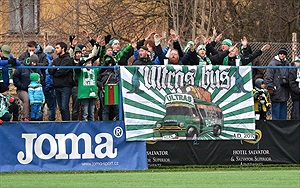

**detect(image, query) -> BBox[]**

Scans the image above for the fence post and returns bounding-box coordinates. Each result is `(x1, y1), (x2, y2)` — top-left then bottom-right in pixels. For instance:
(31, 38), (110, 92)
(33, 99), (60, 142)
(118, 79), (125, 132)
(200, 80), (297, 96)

(292, 32), (297, 61)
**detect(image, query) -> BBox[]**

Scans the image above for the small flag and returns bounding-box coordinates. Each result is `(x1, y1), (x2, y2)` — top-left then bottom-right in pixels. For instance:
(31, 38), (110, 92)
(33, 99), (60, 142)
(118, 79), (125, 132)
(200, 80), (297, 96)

(104, 84), (119, 105)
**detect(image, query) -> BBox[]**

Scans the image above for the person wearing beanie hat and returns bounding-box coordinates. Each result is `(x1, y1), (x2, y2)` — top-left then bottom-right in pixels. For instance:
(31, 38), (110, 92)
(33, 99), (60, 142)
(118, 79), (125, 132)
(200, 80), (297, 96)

(18, 41), (48, 120)
(278, 47), (288, 56)
(77, 44), (87, 57)
(253, 78), (271, 120)
(13, 47), (43, 121)
(265, 46), (290, 120)
(108, 38), (121, 53)
(72, 46), (83, 64)
(0, 45), (21, 89)
(197, 44), (206, 52)
(139, 45), (149, 51)
(18, 40), (48, 68)
(44, 45), (57, 121)
(28, 72), (44, 121)
(133, 45), (154, 65)
(77, 44), (85, 50)
(184, 41), (195, 53)
(132, 35), (166, 65)
(30, 72), (40, 82)
(69, 44), (84, 121)
(74, 56), (99, 121)
(1, 45), (11, 59)
(196, 44), (212, 66)
(74, 46), (82, 53)
(221, 39), (233, 51)
(44, 45), (55, 54)
(108, 39), (119, 47)
(28, 54), (39, 64)
(288, 55), (300, 120)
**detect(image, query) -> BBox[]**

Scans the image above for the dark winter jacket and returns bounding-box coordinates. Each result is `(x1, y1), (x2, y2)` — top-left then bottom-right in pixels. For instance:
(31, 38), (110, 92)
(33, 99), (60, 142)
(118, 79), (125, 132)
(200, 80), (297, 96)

(185, 49), (229, 65)
(97, 68), (119, 90)
(48, 53), (73, 88)
(18, 45), (48, 86)
(288, 68), (300, 101)
(13, 64), (43, 92)
(264, 56), (290, 102)
(132, 57), (154, 65)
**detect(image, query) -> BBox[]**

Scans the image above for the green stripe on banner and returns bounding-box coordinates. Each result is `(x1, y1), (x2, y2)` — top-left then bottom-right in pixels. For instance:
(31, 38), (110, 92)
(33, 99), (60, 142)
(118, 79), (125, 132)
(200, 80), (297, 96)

(126, 124), (156, 130)
(223, 127), (255, 133)
(223, 106), (254, 118)
(221, 93), (252, 111)
(224, 118), (254, 124)
(124, 112), (162, 121)
(124, 98), (165, 116)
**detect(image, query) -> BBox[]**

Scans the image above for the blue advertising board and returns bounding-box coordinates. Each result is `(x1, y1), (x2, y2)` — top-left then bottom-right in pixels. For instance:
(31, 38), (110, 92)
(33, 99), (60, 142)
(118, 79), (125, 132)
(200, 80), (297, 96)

(0, 121), (147, 172)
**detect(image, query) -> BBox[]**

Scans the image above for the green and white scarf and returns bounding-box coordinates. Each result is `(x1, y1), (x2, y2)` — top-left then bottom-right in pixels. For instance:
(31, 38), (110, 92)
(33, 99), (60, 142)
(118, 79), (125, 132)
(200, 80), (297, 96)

(199, 56), (212, 66)
(223, 55), (241, 66)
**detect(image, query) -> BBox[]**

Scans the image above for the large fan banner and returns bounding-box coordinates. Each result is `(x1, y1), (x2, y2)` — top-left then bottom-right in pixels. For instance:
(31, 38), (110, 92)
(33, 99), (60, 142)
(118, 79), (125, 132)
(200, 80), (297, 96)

(120, 65), (255, 141)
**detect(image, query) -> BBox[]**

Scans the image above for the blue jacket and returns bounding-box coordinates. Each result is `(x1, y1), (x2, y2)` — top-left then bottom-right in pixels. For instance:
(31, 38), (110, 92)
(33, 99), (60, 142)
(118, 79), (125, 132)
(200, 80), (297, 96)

(45, 53), (54, 91)
(0, 54), (21, 85)
(28, 81), (45, 104)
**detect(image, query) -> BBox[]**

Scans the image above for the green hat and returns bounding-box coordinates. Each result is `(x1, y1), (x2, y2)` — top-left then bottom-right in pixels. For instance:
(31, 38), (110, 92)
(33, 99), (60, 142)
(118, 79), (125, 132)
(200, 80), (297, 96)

(108, 38), (119, 47)
(222, 39), (233, 46)
(196, 45), (206, 52)
(103, 54), (116, 66)
(294, 56), (300, 63)
(183, 41), (194, 53)
(30, 73), (40, 82)
(74, 46), (82, 53)
(1, 45), (11, 59)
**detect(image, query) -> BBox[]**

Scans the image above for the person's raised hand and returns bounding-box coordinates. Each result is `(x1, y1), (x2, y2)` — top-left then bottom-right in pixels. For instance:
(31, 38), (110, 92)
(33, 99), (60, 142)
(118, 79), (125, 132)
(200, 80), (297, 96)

(261, 44), (271, 52)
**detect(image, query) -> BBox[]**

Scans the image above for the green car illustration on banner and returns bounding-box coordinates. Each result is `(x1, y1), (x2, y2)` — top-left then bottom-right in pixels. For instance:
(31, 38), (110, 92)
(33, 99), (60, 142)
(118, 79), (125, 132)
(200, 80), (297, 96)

(120, 65), (256, 141)
(154, 93), (224, 139)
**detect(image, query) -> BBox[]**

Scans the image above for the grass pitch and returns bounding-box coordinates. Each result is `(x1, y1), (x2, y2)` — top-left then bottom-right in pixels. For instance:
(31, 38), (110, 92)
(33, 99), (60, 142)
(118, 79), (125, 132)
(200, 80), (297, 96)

(0, 165), (299, 188)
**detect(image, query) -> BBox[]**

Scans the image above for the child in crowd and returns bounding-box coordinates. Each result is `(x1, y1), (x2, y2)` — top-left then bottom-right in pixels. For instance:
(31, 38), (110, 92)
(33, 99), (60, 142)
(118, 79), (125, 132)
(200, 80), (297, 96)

(253, 78), (271, 120)
(75, 58), (99, 121)
(28, 73), (45, 121)
(0, 84), (19, 124)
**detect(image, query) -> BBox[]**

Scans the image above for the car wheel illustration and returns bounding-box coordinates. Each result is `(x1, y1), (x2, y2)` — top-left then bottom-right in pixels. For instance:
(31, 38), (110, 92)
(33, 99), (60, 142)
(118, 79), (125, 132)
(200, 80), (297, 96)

(213, 125), (222, 136)
(186, 126), (198, 138)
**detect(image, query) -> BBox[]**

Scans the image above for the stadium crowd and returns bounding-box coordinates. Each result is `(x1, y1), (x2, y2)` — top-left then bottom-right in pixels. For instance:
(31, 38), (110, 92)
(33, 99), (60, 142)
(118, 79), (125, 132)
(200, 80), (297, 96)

(0, 28), (299, 123)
